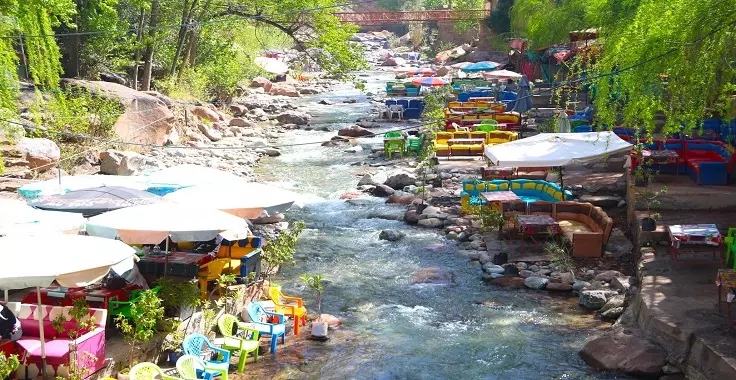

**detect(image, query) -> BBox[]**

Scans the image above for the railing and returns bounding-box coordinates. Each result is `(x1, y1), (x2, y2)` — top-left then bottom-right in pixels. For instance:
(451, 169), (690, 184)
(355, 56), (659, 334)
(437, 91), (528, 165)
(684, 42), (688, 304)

(334, 10), (490, 24)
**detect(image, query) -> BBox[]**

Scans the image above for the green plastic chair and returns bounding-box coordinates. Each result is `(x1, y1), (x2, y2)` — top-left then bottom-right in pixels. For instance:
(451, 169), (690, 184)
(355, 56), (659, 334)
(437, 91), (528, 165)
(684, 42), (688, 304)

(129, 362), (181, 380)
(384, 131), (402, 138)
(724, 228), (736, 269)
(384, 140), (405, 158)
(476, 124), (498, 132)
(176, 354), (227, 380)
(109, 286), (162, 320)
(406, 135), (424, 155)
(217, 314), (260, 372)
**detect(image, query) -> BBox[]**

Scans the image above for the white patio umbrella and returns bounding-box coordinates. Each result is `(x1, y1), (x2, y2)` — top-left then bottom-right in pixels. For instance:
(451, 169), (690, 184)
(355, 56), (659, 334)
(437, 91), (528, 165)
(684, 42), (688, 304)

(483, 69), (523, 80)
(85, 202), (248, 244)
(141, 164), (246, 195)
(0, 199), (85, 236)
(254, 57), (288, 74)
(0, 234), (137, 378)
(163, 183), (300, 219)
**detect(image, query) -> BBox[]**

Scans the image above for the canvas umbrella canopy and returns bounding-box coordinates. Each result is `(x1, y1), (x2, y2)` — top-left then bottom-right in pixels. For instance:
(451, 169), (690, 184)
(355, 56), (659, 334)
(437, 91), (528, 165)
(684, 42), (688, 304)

(18, 174), (148, 199)
(163, 183), (300, 219)
(254, 57), (288, 74)
(450, 61), (473, 69)
(461, 61), (500, 73)
(0, 234), (137, 378)
(85, 202), (248, 244)
(141, 164), (246, 195)
(393, 66), (419, 73)
(28, 186), (164, 217)
(483, 69), (523, 80)
(411, 77), (448, 87)
(0, 199), (85, 236)
(512, 75), (533, 114)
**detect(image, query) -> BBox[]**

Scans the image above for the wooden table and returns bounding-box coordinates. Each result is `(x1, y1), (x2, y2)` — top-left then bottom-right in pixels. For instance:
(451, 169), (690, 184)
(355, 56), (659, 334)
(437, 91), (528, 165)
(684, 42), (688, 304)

(717, 269), (736, 328)
(481, 191), (520, 212)
(517, 214), (562, 255)
(667, 224), (723, 269)
(138, 251), (213, 278)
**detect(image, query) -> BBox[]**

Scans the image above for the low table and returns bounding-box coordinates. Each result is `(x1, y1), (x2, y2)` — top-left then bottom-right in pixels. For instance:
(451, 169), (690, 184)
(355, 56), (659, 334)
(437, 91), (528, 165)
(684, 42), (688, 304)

(643, 149), (680, 174)
(481, 191), (520, 212)
(717, 269), (736, 329)
(516, 214), (562, 255)
(138, 251), (214, 278)
(667, 224), (723, 268)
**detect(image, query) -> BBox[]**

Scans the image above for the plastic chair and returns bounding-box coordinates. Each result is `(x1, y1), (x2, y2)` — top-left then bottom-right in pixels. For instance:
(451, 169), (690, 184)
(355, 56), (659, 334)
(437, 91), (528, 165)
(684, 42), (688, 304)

(217, 314), (260, 371)
(449, 123), (470, 132)
(476, 124), (497, 132)
(181, 334), (231, 376)
(243, 302), (286, 354)
(109, 286), (162, 320)
(268, 287), (308, 336)
(724, 228), (736, 269)
(388, 105), (404, 120)
(407, 135), (424, 155)
(176, 354), (227, 380)
(198, 258), (234, 301)
(129, 362), (181, 380)
(384, 140), (405, 158)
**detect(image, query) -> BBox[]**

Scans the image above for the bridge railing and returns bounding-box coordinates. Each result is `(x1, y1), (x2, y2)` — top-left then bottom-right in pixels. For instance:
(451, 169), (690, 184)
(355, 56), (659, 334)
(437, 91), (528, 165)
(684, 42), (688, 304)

(334, 10), (491, 24)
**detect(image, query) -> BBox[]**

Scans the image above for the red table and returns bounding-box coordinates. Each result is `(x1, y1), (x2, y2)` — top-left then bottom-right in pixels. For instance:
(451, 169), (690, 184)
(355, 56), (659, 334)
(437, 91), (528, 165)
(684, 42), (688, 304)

(517, 214), (562, 254)
(481, 191), (520, 211)
(667, 224), (723, 268)
(717, 269), (736, 329)
(21, 282), (142, 309)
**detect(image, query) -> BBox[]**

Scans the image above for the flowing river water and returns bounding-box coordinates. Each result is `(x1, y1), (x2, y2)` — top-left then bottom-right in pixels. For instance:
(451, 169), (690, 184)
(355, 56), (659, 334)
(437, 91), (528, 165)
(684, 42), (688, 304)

(253, 71), (626, 379)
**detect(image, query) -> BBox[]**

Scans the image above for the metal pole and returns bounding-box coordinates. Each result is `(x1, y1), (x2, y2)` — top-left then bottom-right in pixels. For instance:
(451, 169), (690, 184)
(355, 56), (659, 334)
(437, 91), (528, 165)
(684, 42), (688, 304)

(36, 287), (48, 379)
(559, 166), (564, 190)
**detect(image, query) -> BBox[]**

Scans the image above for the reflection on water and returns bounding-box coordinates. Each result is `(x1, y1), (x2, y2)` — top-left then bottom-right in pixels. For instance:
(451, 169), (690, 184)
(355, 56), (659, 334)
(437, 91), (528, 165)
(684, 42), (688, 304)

(254, 76), (625, 379)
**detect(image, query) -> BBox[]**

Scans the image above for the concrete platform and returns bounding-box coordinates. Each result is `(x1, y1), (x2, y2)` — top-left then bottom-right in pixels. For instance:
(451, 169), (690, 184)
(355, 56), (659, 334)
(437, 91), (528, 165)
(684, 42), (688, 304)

(633, 246), (736, 379)
(635, 174), (736, 211)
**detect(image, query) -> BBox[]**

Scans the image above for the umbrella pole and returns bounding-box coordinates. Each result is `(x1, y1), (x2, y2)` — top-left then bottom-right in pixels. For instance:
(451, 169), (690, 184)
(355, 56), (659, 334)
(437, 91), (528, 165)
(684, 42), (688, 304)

(559, 166), (564, 190)
(36, 286), (48, 379)
(164, 238), (169, 277)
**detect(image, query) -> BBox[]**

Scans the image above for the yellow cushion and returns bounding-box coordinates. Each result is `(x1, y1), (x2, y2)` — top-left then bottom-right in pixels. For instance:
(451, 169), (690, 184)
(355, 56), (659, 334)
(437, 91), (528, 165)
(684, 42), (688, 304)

(536, 183), (545, 191)
(477, 183), (487, 191)
(487, 184), (498, 191)
(511, 182), (521, 190)
(522, 182), (536, 190)
(500, 183), (509, 190)
(558, 220), (592, 233)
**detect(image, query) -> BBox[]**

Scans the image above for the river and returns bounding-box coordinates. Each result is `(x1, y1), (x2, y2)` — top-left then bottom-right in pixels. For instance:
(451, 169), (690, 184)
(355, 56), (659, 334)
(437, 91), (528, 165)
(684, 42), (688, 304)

(253, 71), (626, 379)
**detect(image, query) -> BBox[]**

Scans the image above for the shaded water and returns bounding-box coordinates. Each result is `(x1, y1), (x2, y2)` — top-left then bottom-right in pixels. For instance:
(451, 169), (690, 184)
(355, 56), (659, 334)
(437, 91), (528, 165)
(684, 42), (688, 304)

(255, 73), (625, 379)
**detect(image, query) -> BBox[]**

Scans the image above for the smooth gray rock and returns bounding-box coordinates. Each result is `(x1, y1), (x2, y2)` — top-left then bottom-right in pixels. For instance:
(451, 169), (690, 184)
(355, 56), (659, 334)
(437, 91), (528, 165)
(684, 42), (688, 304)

(594, 270), (623, 283)
(358, 172), (388, 187)
(572, 280), (591, 291)
(600, 294), (625, 313)
(384, 171), (418, 190)
(524, 276), (549, 290)
(483, 264), (505, 274)
(417, 218), (443, 228)
(600, 306), (625, 320)
(579, 290), (619, 309)
(379, 230), (406, 242)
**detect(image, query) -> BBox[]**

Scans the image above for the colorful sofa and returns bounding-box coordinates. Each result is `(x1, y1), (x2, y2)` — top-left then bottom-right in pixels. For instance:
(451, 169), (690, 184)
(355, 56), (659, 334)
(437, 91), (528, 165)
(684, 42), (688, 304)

(460, 179), (572, 211)
(543, 201), (613, 257)
(385, 99), (425, 119)
(630, 139), (736, 185)
(4, 302), (107, 379)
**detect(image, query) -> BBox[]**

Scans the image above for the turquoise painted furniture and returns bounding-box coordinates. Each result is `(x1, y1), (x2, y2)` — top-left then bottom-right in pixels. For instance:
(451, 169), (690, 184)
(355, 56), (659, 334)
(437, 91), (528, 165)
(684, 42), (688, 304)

(244, 302), (286, 354)
(181, 333), (230, 376)
(460, 179), (572, 212)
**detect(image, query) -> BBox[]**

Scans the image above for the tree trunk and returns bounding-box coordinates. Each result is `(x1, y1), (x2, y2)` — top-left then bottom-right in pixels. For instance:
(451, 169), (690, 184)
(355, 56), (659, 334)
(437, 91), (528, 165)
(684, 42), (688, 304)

(177, 0), (212, 80)
(141, 0), (161, 91)
(130, 8), (146, 90)
(169, 0), (195, 77)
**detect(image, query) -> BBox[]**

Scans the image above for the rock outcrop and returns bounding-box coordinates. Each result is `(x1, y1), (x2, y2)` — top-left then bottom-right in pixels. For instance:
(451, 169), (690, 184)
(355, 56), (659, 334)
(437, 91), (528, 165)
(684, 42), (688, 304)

(17, 138), (60, 171)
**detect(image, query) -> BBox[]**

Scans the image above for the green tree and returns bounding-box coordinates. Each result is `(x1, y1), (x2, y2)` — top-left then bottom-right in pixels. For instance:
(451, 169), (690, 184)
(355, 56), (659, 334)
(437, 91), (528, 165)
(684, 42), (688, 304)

(114, 289), (165, 369)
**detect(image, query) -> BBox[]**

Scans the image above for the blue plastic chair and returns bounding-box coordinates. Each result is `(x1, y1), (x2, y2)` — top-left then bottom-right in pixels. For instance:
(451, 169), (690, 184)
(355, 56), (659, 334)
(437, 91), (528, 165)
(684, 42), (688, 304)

(385, 99), (397, 106)
(397, 99), (410, 109)
(457, 93), (470, 102)
(573, 125), (593, 133)
(244, 302), (286, 353)
(181, 334), (231, 375)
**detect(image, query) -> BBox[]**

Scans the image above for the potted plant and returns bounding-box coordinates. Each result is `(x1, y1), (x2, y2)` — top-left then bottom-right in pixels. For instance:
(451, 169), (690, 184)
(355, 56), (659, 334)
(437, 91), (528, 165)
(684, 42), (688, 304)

(632, 150), (667, 231)
(161, 320), (185, 365)
(299, 274), (327, 340)
(156, 277), (201, 319)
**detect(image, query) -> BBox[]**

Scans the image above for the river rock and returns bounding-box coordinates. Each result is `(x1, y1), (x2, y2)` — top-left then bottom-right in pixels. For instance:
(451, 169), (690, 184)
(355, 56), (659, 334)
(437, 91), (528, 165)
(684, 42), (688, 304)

(594, 270), (623, 283)
(276, 111), (311, 125)
(435, 67), (450, 76)
(578, 290), (618, 309)
(417, 218), (442, 228)
(605, 229), (634, 257)
(229, 117), (254, 128)
(524, 276), (549, 290)
(546, 282), (573, 292)
(382, 57), (406, 66)
(18, 138), (60, 171)
(269, 83), (299, 97)
(197, 123), (222, 142)
(421, 206), (440, 216)
(558, 272), (575, 284)
(252, 213), (285, 224)
(263, 148), (281, 157)
(483, 264), (505, 274)
(191, 106), (221, 123)
(599, 294), (625, 313)
(370, 184), (395, 197)
(386, 195), (414, 205)
(229, 104), (247, 117)
(519, 270), (534, 278)
(572, 280), (591, 291)
(491, 276), (525, 289)
(610, 276), (632, 293)
(338, 125), (373, 137)
(344, 145), (363, 153)
(600, 306), (625, 320)
(379, 230), (405, 242)
(404, 210), (421, 224)
(250, 77), (272, 90)
(384, 171), (417, 190)
(99, 149), (146, 175)
(412, 267), (453, 285)
(298, 87), (319, 95)
(579, 330), (666, 377)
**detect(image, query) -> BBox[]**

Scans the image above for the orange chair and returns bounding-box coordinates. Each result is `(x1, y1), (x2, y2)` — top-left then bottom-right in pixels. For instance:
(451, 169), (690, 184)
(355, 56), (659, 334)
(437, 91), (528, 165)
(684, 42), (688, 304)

(268, 287), (307, 335)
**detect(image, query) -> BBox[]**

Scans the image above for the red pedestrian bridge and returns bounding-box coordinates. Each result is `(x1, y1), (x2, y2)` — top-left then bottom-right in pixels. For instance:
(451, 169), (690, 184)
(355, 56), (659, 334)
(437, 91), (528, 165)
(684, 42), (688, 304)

(334, 9), (490, 25)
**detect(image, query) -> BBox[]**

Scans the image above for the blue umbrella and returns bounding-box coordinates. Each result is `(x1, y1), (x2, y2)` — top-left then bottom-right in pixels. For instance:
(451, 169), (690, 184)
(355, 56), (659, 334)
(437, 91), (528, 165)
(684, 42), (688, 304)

(461, 61), (499, 73)
(513, 75), (534, 113)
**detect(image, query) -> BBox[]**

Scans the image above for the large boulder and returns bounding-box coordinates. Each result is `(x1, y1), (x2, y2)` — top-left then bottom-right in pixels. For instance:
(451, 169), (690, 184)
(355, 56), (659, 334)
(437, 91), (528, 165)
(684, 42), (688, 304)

(370, 184), (395, 197)
(464, 50), (492, 62)
(276, 111), (311, 125)
(99, 149), (147, 175)
(435, 45), (468, 64)
(190, 106), (221, 123)
(250, 77), (272, 91)
(579, 290), (619, 309)
(60, 79), (175, 146)
(269, 83), (299, 97)
(594, 270), (624, 283)
(17, 138), (60, 171)
(379, 230), (405, 242)
(417, 218), (443, 228)
(381, 57), (406, 66)
(579, 330), (666, 377)
(386, 195), (415, 205)
(229, 104), (248, 117)
(358, 172), (388, 186)
(197, 123), (222, 142)
(338, 125), (373, 137)
(99, 72), (127, 85)
(599, 294), (625, 314)
(384, 171), (418, 190)
(229, 118), (255, 128)
(412, 267), (453, 285)
(524, 276), (549, 290)
(435, 66), (450, 76)
(546, 282), (574, 292)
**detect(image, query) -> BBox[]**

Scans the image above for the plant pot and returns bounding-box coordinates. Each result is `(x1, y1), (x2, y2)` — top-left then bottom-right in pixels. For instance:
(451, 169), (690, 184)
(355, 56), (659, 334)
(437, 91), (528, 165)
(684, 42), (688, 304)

(168, 351), (183, 365)
(310, 321), (329, 340)
(641, 217), (657, 232)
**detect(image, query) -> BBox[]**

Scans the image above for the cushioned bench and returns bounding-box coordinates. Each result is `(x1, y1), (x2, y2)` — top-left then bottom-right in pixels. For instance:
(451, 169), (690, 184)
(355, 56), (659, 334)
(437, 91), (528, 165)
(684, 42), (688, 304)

(460, 179), (572, 212)
(630, 139), (736, 185)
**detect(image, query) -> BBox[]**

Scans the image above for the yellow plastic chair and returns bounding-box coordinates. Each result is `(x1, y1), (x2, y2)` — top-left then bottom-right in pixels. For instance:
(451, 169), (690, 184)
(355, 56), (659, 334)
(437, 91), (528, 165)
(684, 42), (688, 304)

(269, 287), (307, 335)
(198, 258), (233, 301)
(217, 314), (260, 372)
(176, 354), (227, 380)
(129, 362), (182, 380)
